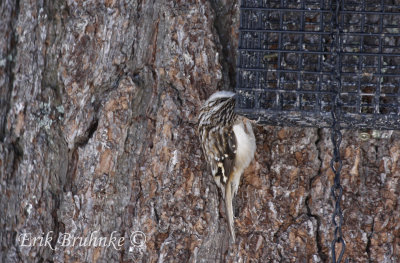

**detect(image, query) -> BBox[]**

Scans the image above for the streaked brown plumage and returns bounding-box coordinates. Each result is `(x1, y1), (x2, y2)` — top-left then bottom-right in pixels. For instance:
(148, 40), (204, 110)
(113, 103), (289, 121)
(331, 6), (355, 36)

(198, 91), (256, 242)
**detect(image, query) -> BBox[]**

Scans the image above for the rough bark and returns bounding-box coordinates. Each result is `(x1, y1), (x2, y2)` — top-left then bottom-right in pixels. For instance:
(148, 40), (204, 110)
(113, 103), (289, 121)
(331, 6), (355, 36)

(1, 0), (399, 262)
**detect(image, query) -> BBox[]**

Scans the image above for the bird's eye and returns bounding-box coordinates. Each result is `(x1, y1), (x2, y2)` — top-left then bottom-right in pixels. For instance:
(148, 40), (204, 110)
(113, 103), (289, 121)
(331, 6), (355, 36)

(216, 166), (222, 176)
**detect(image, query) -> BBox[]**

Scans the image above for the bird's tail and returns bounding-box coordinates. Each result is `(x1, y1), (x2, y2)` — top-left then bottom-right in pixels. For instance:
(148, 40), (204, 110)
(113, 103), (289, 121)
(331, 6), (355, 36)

(225, 180), (236, 242)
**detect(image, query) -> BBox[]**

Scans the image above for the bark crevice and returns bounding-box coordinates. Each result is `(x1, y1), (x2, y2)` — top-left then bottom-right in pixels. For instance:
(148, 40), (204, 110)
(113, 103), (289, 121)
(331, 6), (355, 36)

(209, 0), (237, 90)
(309, 128), (329, 262)
(366, 217), (375, 261)
(0, 0), (20, 141)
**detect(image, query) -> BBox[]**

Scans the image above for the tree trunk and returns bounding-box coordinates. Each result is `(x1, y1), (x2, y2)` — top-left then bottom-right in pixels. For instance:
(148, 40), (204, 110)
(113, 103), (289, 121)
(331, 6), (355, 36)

(1, 0), (399, 262)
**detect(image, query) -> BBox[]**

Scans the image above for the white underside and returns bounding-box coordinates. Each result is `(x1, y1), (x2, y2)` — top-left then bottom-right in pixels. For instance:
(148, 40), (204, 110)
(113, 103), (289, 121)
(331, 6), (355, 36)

(231, 120), (256, 196)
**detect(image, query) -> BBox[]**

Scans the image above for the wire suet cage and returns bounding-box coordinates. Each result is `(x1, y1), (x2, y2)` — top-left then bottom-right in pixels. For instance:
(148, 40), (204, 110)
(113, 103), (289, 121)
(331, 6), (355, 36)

(236, 0), (400, 129)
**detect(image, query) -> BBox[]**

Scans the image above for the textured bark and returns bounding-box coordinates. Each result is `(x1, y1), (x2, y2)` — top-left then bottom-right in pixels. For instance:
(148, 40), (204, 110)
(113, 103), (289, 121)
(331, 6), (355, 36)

(1, 0), (399, 262)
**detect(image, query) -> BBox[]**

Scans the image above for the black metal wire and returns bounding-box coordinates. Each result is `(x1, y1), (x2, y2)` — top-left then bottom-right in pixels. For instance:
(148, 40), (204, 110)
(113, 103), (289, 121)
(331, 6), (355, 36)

(330, 119), (346, 263)
(329, 1), (347, 261)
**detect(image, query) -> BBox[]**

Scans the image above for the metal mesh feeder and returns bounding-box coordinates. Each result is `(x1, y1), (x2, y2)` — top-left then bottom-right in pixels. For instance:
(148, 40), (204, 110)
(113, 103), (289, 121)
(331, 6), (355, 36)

(236, 0), (400, 129)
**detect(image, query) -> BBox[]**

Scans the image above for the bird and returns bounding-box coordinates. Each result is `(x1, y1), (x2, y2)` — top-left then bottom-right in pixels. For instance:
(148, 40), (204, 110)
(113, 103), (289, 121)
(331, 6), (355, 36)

(197, 91), (256, 242)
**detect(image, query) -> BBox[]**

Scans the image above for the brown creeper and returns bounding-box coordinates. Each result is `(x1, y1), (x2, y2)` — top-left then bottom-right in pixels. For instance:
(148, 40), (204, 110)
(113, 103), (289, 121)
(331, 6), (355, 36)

(198, 91), (256, 242)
